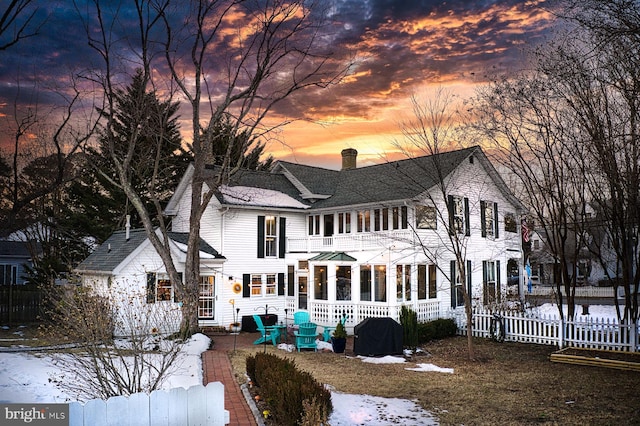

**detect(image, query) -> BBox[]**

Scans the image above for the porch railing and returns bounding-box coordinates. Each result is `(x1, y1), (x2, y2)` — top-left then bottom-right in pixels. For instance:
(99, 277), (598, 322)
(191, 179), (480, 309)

(287, 230), (415, 253)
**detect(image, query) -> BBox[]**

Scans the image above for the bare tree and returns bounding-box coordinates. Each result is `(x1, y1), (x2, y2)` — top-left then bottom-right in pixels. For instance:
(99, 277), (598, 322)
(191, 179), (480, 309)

(469, 75), (590, 321)
(546, 0), (640, 323)
(78, 0), (348, 336)
(0, 0), (42, 51)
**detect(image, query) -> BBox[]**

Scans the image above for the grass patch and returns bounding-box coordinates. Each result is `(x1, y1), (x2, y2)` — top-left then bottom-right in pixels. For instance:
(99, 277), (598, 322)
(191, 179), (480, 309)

(228, 337), (640, 425)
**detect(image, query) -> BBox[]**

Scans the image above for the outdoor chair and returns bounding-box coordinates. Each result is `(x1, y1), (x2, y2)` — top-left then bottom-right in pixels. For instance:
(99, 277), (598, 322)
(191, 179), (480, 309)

(293, 310), (310, 325)
(294, 322), (318, 352)
(252, 314), (280, 346)
(323, 314), (348, 341)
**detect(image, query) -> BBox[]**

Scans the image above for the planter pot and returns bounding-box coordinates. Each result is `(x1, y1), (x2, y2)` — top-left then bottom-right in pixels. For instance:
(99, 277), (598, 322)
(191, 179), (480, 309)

(230, 324), (241, 334)
(331, 337), (346, 353)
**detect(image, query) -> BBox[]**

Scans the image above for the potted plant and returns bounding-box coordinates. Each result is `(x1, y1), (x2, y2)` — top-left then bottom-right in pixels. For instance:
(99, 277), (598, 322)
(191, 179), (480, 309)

(331, 321), (347, 353)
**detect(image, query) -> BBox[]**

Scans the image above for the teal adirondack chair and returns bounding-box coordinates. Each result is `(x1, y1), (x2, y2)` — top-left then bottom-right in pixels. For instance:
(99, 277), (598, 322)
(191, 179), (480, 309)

(294, 322), (318, 352)
(323, 314), (348, 341)
(293, 310), (310, 325)
(253, 315), (279, 346)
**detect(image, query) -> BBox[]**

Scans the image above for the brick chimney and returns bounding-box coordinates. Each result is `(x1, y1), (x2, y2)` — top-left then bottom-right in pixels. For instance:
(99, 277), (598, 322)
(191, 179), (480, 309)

(341, 148), (358, 170)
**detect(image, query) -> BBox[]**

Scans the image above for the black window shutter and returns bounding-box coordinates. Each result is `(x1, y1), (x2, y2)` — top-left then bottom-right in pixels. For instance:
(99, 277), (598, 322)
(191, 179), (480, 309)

(447, 195), (454, 235)
(494, 202), (499, 238)
(467, 260), (472, 298)
(174, 272), (183, 303)
(450, 260), (456, 308)
(279, 217), (286, 258)
(277, 272), (285, 296)
(496, 260), (501, 302)
(401, 206), (408, 229)
(146, 272), (156, 304)
(482, 261), (488, 304)
(480, 201), (487, 238)
(257, 216), (265, 258)
(464, 197), (470, 236)
(243, 274), (250, 298)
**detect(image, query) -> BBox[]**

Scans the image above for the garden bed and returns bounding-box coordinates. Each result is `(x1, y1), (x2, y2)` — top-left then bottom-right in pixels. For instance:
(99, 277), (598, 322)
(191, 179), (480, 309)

(550, 347), (640, 371)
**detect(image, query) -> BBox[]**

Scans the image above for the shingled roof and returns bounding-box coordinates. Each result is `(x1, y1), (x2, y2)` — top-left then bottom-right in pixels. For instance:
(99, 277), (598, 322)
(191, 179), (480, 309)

(75, 229), (224, 274)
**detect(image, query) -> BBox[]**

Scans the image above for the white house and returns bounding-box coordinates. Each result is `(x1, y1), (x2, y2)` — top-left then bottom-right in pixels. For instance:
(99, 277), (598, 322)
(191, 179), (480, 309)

(76, 145), (526, 332)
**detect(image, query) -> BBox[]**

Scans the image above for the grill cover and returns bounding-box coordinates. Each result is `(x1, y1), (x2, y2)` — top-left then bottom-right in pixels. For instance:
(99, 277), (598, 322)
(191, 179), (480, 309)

(353, 317), (403, 356)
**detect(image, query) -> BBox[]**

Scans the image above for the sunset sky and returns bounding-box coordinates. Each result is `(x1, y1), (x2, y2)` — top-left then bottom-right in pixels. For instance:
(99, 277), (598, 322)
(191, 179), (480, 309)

(0, 0), (558, 170)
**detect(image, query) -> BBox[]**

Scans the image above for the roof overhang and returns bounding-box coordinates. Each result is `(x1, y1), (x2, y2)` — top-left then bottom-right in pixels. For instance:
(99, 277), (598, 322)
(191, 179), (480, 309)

(308, 252), (357, 262)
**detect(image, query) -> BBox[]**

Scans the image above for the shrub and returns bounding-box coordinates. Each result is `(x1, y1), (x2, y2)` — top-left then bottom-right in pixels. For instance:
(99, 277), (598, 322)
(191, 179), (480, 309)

(418, 318), (457, 344)
(246, 353), (332, 426)
(400, 305), (418, 350)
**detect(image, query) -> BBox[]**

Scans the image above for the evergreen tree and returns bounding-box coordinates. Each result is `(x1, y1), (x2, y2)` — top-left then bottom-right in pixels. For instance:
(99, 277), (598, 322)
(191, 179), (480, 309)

(65, 70), (190, 242)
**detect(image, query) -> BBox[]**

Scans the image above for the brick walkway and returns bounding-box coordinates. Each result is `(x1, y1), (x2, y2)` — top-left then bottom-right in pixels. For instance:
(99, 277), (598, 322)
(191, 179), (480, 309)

(201, 332), (258, 426)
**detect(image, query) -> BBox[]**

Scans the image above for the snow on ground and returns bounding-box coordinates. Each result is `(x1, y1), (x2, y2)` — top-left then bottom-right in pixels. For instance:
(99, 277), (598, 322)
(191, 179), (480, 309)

(0, 333), (445, 425)
(532, 303), (618, 320)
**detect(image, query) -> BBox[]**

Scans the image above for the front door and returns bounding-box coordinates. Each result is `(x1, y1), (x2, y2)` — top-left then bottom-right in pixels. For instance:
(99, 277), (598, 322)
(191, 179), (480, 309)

(198, 275), (216, 321)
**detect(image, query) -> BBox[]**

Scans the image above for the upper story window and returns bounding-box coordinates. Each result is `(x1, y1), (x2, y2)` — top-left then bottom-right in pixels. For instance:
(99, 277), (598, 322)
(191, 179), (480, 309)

(338, 212), (351, 234)
(504, 212), (517, 233)
(265, 216), (277, 257)
(308, 214), (321, 236)
(481, 201), (499, 239)
(415, 205), (437, 229)
(448, 195), (470, 236)
(357, 210), (370, 232)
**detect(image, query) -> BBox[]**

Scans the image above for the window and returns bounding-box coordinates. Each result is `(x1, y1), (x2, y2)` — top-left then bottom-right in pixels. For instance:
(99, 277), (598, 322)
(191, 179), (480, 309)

(308, 214), (320, 235)
(382, 208), (389, 230)
(314, 265), (328, 300)
(416, 205), (437, 229)
(251, 274), (263, 296)
(156, 276), (172, 301)
(448, 195), (469, 235)
(374, 265), (387, 302)
(264, 216), (277, 257)
(146, 272), (181, 303)
(392, 207), (399, 229)
(0, 264), (17, 285)
(258, 216), (285, 259)
(483, 260), (501, 304)
(450, 260), (471, 308)
(357, 210), (370, 232)
(336, 266), (351, 300)
(265, 274), (276, 295)
(338, 212), (351, 234)
(360, 265), (372, 301)
(481, 201), (499, 238)
(429, 264), (437, 299)
(396, 264), (411, 301)
(504, 213), (517, 233)
(418, 265), (427, 300)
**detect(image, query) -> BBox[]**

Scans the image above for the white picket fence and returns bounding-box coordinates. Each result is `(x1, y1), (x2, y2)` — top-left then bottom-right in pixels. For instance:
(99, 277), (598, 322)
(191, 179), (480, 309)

(69, 382), (229, 426)
(453, 309), (640, 352)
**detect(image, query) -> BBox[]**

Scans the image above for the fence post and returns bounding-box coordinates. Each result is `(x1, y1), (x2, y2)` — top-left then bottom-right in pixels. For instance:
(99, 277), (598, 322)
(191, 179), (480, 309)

(558, 318), (564, 349)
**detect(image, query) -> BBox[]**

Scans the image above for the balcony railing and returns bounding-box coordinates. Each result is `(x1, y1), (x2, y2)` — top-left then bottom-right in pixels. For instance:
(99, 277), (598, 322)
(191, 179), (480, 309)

(288, 230), (416, 253)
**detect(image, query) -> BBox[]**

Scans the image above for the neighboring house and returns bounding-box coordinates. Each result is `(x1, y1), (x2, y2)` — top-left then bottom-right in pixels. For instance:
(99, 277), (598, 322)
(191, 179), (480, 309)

(527, 204), (622, 288)
(0, 241), (40, 285)
(76, 145), (526, 332)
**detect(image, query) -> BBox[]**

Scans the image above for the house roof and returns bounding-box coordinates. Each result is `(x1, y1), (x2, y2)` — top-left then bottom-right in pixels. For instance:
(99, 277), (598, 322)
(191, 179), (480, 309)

(0, 241), (40, 259)
(165, 145), (525, 214)
(74, 229), (224, 274)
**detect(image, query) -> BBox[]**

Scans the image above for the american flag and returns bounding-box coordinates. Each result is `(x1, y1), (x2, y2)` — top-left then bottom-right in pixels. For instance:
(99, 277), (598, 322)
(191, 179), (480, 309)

(521, 218), (530, 243)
